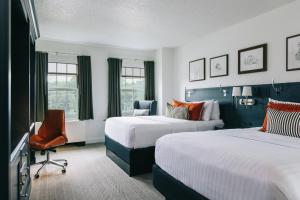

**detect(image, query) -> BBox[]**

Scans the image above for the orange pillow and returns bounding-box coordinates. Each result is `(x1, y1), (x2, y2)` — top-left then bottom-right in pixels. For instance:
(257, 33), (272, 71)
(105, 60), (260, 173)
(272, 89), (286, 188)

(171, 99), (186, 107)
(171, 99), (205, 121)
(260, 101), (300, 132)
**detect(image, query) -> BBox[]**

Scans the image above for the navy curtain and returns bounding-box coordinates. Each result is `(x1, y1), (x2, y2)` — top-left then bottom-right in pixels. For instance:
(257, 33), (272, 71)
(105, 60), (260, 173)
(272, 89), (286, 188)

(77, 56), (94, 120)
(144, 61), (155, 100)
(35, 52), (48, 122)
(107, 58), (122, 118)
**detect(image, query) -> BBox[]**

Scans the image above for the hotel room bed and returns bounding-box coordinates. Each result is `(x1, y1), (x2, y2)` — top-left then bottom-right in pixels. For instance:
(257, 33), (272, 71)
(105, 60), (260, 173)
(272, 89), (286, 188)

(105, 115), (224, 176)
(154, 128), (300, 200)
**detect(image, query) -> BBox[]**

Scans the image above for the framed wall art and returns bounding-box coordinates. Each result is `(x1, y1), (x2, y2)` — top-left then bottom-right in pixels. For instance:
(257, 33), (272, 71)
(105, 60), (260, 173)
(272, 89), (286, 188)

(210, 54), (228, 78)
(286, 34), (300, 71)
(238, 43), (267, 74)
(189, 58), (205, 82)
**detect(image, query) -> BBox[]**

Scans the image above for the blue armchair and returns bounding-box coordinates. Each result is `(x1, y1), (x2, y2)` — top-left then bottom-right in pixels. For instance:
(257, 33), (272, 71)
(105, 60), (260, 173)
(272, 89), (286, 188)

(133, 100), (157, 115)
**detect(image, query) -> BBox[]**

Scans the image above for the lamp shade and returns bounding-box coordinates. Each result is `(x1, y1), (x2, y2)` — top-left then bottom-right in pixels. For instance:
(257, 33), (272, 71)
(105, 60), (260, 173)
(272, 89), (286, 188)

(232, 87), (241, 97)
(242, 86), (252, 97)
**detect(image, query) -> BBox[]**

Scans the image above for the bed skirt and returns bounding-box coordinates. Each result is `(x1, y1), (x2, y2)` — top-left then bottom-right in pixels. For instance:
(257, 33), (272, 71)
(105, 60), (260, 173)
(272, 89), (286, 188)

(105, 135), (155, 176)
(153, 164), (208, 200)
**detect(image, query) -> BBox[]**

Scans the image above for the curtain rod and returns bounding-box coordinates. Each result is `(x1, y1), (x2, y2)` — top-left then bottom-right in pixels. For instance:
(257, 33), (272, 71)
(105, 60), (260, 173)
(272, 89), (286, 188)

(46, 51), (80, 56)
(45, 52), (147, 61)
(122, 57), (147, 62)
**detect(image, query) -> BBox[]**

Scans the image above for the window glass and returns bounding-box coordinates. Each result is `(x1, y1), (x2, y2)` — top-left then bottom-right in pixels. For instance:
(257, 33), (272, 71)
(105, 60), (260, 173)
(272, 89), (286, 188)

(133, 68), (140, 77)
(56, 75), (67, 88)
(141, 68), (144, 77)
(48, 62), (78, 120)
(67, 75), (77, 88)
(67, 64), (77, 74)
(48, 63), (57, 73)
(121, 66), (145, 116)
(125, 67), (132, 76)
(48, 74), (56, 89)
(57, 63), (67, 73)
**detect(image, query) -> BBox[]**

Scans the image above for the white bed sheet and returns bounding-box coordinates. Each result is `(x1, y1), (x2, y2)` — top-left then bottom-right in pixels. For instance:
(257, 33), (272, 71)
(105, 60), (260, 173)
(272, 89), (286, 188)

(105, 115), (224, 149)
(155, 128), (300, 200)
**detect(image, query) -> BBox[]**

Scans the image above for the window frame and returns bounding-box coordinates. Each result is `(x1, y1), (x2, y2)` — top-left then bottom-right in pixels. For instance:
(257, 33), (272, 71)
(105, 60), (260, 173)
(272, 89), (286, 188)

(47, 62), (79, 120)
(120, 66), (145, 116)
(121, 66), (145, 78)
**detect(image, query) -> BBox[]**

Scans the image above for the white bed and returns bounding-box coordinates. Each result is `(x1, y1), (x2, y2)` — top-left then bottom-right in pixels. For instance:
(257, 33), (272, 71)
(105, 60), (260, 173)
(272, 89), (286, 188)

(105, 115), (224, 148)
(155, 128), (300, 200)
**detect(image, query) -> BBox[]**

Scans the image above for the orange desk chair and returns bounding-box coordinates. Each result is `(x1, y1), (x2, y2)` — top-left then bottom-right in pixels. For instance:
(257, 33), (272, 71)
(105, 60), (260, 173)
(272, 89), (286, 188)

(30, 110), (68, 178)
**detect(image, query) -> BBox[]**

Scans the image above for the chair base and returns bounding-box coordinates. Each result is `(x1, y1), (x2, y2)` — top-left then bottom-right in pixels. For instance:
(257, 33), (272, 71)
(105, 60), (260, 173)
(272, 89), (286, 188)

(33, 150), (67, 179)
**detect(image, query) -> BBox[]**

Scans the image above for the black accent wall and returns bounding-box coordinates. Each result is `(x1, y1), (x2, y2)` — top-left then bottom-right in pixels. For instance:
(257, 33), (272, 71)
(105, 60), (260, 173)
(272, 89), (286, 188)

(185, 82), (300, 129)
(0, 0), (39, 199)
(0, 0), (11, 199)
(11, 0), (30, 151)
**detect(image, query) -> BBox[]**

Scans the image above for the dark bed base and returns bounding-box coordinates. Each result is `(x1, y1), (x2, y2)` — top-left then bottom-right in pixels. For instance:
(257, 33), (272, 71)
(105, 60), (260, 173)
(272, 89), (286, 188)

(105, 136), (155, 176)
(153, 164), (208, 200)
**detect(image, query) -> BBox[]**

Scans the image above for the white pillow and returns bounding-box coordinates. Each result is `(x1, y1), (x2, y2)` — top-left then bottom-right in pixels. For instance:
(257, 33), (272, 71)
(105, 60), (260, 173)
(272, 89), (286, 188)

(211, 100), (220, 120)
(133, 109), (149, 116)
(269, 98), (300, 105)
(201, 100), (214, 121)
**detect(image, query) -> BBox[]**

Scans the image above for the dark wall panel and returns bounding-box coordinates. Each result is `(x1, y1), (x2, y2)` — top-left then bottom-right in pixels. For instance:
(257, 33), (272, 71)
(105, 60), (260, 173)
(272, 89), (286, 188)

(11, 0), (30, 151)
(0, 0), (10, 199)
(185, 82), (300, 129)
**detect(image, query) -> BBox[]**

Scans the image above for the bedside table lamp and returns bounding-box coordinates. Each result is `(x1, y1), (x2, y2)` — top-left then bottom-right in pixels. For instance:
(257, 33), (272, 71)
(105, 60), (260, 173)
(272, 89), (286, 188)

(240, 86), (255, 108)
(232, 87), (241, 108)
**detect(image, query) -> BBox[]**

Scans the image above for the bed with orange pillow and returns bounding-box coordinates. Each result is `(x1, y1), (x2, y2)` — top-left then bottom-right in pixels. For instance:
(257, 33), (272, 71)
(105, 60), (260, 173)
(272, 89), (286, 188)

(153, 98), (300, 200)
(105, 99), (224, 176)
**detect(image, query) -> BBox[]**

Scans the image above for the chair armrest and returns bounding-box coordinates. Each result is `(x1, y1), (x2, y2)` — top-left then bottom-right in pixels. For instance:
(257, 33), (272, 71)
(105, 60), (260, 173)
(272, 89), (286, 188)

(149, 101), (157, 115)
(133, 101), (140, 109)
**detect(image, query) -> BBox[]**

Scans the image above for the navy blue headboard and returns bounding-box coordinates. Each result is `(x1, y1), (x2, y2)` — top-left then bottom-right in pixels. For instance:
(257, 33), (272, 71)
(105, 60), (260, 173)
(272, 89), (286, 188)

(185, 82), (300, 129)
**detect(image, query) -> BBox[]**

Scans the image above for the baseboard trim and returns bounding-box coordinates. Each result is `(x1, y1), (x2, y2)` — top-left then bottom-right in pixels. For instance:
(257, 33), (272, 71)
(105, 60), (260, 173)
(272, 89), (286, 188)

(66, 141), (86, 146)
(86, 138), (104, 144)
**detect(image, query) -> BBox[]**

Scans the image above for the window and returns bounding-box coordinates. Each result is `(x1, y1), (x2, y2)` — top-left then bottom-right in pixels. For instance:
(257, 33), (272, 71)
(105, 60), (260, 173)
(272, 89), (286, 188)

(48, 62), (78, 120)
(121, 66), (145, 116)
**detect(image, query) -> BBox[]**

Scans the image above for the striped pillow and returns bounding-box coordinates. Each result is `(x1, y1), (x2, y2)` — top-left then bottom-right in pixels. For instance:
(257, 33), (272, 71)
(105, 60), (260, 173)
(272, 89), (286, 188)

(261, 99), (300, 132)
(267, 108), (300, 138)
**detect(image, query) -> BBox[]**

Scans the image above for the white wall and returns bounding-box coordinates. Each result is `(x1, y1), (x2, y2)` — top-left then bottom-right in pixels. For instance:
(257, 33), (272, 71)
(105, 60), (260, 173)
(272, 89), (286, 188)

(36, 40), (156, 143)
(155, 48), (175, 114)
(173, 0), (300, 100)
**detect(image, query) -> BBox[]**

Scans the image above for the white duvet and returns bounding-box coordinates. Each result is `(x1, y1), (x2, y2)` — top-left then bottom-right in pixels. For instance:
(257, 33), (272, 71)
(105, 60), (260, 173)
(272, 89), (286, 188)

(105, 116), (224, 149)
(155, 128), (300, 200)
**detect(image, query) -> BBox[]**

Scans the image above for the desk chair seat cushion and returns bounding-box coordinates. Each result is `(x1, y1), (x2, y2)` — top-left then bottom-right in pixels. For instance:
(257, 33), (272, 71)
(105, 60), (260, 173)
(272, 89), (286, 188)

(30, 135), (66, 150)
(30, 110), (68, 150)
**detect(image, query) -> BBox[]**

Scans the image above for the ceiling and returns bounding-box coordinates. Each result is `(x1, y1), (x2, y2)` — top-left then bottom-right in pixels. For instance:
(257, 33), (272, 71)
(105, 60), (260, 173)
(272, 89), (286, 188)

(35, 0), (294, 50)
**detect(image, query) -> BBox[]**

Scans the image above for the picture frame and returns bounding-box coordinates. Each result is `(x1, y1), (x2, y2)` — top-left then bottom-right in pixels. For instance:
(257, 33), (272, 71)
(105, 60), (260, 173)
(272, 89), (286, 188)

(286, 34), (300, 71)
(210, 54), (229, 78)
(189, 58), (205, 82)
(238, 43), (267, 74)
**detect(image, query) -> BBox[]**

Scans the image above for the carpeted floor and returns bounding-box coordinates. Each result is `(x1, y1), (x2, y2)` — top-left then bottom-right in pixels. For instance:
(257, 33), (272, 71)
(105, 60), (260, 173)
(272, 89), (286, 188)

(30, 143), (164, 200)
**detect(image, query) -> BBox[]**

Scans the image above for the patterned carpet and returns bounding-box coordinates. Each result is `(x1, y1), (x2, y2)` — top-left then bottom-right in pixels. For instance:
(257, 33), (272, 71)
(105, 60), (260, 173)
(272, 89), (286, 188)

(30, 144), (164, 200)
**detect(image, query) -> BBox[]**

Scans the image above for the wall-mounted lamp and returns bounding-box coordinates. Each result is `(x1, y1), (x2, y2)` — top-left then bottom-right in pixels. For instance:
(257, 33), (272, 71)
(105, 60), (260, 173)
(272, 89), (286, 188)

(187, 90), (192, 98)
(232, 87), (241, 108)
(220, 85), (227, 96)
(272, 78), (282, 94)
(240, 86), (255, 107)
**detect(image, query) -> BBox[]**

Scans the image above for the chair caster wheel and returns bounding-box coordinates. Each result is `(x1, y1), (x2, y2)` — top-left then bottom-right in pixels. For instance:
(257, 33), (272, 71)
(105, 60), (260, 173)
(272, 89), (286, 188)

(64, 162), (68, 166)
(34, 174), (39, 179)
(62, 169), (66, 173)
